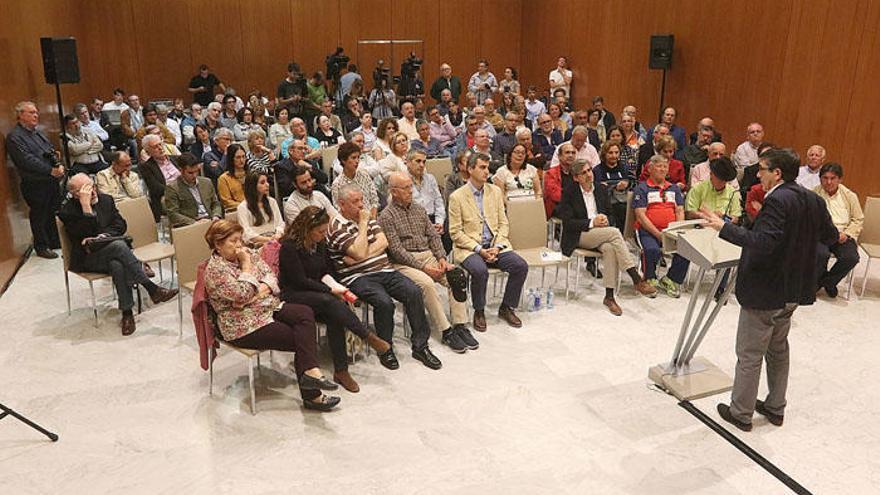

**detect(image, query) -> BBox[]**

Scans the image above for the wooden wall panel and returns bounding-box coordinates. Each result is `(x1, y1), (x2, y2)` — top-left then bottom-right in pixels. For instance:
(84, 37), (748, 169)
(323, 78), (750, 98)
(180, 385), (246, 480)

(438, 0), (481, 94)
(239, 0), (294, 98)
(188, 0), (245, 97)
(479, 0), (522, 90)
(291, 0), (341, 79)
(78, 0), (141, 100)
(130, 0), (194, 100)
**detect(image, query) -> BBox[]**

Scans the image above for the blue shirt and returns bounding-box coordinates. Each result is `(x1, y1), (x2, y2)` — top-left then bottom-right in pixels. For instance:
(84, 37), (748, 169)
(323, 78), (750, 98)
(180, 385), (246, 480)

(279, 135), (320, 159)
(468, 182), (494, 251)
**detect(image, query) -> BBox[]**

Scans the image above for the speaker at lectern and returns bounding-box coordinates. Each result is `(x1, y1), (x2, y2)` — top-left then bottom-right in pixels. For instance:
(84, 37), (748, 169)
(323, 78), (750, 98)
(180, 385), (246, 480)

(649, 226), (741, 400)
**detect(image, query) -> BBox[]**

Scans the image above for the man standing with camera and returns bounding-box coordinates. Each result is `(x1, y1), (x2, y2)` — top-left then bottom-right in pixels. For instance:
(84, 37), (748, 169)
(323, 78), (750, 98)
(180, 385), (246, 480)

(276, 62), (307, 119)
(6, 101), (65, 259)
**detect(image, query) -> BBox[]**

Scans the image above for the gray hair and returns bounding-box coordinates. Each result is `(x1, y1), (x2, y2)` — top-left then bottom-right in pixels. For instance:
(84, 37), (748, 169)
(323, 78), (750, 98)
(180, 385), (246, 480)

(337, 184), (363, 203)
(156, 104), (169, 114)
(648, 154), (669, 168)
(571, 125), (589, 137)
(406, 149), (426, 161)
(73, 102), (88, 114)
(347, 130), (364, 141)
(415, 119), (429, 130)
(213, 127), (233, 142)
(14, 101), (36, 115)
(515, 127), (532, 139)
(570, 159), (590, 175)
(141, 133), (162, 149)
(67, 173), (91, 192)
(467, 152), (491, 168)
(207, 102), (222, 112)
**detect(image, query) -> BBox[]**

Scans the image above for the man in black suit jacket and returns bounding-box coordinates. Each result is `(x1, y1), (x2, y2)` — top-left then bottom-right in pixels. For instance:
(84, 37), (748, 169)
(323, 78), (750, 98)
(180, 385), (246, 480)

(139, 134), (181, 221)
(59, 174), (179, 335)
(703, 149), (838, 431)
(555, 160), (657, 315)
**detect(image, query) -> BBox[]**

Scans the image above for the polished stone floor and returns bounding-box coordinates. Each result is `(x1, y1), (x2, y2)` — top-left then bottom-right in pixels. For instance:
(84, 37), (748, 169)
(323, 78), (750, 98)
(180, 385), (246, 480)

(1, 252), (878, 494)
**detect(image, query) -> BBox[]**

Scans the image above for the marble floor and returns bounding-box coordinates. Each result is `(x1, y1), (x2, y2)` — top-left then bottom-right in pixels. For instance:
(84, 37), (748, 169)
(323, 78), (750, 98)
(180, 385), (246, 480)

(1, 252), (879, 494)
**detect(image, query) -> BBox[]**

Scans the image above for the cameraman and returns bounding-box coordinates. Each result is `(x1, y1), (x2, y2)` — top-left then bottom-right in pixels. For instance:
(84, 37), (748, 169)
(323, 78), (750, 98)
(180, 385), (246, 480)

(369, 77), (397, 120)
(5, 101), (65, 258)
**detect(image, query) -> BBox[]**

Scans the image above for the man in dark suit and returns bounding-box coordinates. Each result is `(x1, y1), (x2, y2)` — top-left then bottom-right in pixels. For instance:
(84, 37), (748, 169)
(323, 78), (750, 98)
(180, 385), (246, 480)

(703, 149), (838, 431)
(58, 174), (178, 335)
(139, 134), (181, 221)
(555, 160), (657, 315)
(164, 153), (223, 227)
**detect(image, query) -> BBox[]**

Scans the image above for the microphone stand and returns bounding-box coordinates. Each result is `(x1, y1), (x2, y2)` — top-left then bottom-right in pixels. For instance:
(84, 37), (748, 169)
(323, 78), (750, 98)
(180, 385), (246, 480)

(0, 402), (59, 441)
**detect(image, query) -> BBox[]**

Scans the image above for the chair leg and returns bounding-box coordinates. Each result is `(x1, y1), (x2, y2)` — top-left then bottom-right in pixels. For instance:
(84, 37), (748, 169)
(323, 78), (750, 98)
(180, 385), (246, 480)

(845, 269), (854, 301)
(574, 256), (582, 296)
(209, 347), (214, 396)
(861, 258), (872, 297)
(89, 281), (98, 327)
(248, 355), (256, 415)
(64, 271), (71, 316)
(256, 353), (262, 378)
(158, 260), (164, 282)
(177, 290), (183, 337)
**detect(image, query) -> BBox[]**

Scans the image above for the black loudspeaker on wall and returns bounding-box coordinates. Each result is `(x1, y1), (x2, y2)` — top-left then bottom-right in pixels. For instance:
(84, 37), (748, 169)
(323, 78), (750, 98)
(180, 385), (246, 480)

(649, 34), (674, 70)
(40, 37), (80, 84)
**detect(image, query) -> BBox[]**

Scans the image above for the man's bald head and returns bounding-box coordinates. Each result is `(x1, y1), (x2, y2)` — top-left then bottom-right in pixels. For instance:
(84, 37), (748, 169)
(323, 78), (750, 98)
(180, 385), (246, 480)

(67, 173), (91, 192)
(388, 171), (413, 206)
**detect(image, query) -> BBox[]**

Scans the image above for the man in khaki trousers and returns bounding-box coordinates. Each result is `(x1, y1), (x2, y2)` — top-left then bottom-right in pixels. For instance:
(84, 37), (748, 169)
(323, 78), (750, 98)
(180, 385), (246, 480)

(379, 172), (479, 354)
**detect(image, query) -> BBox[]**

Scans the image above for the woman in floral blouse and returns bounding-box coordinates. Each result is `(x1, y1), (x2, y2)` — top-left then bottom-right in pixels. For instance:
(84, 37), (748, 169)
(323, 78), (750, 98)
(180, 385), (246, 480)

(204, 219), (340, 411)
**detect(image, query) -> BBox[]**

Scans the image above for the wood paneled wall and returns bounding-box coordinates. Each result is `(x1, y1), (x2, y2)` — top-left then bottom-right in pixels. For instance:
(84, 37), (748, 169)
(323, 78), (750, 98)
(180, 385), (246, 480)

(1, 0), (879, 291)
(77, 0), (522, 107)
(519, 0), (880, 199)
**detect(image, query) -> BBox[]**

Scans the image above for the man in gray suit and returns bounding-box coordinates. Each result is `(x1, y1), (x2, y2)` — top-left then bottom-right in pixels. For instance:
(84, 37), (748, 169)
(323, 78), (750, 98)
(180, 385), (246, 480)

(164, 152), (223, 227)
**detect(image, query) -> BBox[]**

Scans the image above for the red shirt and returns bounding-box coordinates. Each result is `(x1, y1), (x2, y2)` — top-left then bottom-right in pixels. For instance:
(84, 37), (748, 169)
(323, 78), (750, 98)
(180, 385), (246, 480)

(631, 178), (684, 230)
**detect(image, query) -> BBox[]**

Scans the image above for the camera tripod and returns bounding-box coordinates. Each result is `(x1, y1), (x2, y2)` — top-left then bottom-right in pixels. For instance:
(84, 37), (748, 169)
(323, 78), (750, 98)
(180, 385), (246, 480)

(0, 402), (59, 442)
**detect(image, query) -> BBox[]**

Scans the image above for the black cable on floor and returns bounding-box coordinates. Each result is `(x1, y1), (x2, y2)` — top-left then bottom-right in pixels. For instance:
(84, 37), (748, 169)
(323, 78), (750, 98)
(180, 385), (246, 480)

(678, 400), (813, 495)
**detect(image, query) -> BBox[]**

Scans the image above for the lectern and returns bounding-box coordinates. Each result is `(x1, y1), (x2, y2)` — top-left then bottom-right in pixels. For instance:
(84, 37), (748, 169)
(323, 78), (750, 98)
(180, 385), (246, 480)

(649, 227), (741, 400)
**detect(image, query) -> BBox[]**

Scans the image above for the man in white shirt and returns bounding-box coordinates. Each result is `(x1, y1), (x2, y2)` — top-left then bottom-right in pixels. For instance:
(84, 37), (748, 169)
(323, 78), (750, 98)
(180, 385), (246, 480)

(550, 126), (600, 168)
(732, 122), (765, 173)
(331, 131), (381, 179)
(406, 150), (445, 232)
(524, 86), (546, 126)
(95, 151), (143, 202)
(397, 101), (419, 141)
(284, 166), (338, 223)
(74, 102), (109, 145)
(796, 144), (826, 190)
(471, 105), (496, 138)
(157, 104), (182, 147)
(102, 88), (129, 112)
(548, 56), (573, 99)
(127, 94), (144, 132)
(427, 105), (458, 149)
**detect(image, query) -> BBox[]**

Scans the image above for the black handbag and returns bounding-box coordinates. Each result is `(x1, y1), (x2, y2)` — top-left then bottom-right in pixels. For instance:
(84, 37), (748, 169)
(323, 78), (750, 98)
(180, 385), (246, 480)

(83, 235), (133, 254)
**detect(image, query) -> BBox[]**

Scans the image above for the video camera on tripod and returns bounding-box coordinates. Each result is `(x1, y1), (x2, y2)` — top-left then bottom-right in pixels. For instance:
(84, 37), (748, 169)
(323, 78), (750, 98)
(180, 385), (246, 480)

(372, 59), (392, 90)
(397, 52), (424, 103)
(325, 47), (350, 82)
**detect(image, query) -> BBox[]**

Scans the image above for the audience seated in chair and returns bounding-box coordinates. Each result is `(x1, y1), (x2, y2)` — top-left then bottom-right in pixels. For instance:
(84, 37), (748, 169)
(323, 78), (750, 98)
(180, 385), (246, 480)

(237, 170), (284, 246)
(331, 142), (380, 218)
(639, 135), (687, 193)
(95, 151), (144, 202)
(448, 152), (528, 331)
(327, 184), (442, 371)
(632, 155), (690, 298)
(278, 206), (391, 393)
(556, 160), (657, 315)
(796, 144), (827, 191)
(217, 143), (248, 210)
(203, 219), (340, 411)
(284, 166), (338, 224)
(814, 162), (863, 298)
(139, 134), (181, 222)
(543, 142), (577, 217)
(164, 152), (223, 227)
(58, 173), (178, 335)
(202, 127), (233, 185)
(380, 172), (477, 354)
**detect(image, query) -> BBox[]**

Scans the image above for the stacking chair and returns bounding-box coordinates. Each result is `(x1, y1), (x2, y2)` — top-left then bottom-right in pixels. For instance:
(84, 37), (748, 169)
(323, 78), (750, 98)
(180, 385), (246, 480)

(858, 196), (880, 297)
(506, 198), (570, 296)
(426, 157), (453, 186)
(321, 144), (339, 180)
(56, 217), (111, 327)
(172, 221), (213, 335)
(225, 210), (239, 223)
(117, 196), (176, 283)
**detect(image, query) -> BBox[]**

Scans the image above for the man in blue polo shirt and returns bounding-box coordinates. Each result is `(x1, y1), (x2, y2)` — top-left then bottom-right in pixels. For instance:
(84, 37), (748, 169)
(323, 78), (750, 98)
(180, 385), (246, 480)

(632, 154), (690, 297)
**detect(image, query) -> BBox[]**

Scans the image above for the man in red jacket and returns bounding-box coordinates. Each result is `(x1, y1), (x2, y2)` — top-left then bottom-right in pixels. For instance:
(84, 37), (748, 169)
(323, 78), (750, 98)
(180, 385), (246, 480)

(543, 142), (576, 217)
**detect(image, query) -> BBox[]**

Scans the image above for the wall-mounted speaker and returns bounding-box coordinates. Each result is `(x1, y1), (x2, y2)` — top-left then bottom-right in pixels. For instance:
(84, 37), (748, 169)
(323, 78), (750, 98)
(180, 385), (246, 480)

(40, 37), (80, 84)
(649, 35), (674, 70)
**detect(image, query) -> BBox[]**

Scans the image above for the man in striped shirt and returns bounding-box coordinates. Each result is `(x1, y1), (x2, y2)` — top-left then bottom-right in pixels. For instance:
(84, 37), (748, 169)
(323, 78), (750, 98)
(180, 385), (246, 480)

(327, 184), (442, 371)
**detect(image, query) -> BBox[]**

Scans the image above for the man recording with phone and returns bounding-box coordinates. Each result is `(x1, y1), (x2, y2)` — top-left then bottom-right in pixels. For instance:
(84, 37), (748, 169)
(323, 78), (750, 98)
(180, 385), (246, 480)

(6, 101), (65, 259)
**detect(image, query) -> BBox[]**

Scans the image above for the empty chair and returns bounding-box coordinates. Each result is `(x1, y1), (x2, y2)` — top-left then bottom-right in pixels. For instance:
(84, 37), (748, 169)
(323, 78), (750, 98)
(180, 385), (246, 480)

(116, 196), (176, 282)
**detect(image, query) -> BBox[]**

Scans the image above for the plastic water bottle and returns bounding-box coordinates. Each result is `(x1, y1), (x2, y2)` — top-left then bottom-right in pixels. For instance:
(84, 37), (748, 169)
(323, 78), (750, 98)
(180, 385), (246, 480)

(533, 288), (542, 311)
(545, 288), (554, 310)
(526, 289), (537, 312)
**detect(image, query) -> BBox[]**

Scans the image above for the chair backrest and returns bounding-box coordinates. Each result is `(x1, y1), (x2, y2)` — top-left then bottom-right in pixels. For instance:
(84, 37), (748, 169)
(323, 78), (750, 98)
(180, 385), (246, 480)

(116, 196), (159, 248)
(55, 217), (73, 272)
(861, 196), (880, 246)
(426, 157), (452, 184)
(321, 145), (339, 174)
(225, 210), (239, 223)
(507, 198), (549, 250)
(623, 191), (635, 242)
(172, 221), (213, 288)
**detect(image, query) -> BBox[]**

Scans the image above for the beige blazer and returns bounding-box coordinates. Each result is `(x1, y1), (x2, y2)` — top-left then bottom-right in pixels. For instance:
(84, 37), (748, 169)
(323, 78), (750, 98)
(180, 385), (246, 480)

(447, 181), (512, 263)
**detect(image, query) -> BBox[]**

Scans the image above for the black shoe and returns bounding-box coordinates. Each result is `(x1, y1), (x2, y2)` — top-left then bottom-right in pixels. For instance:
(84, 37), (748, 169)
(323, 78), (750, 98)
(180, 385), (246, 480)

(755, 400), (784, 426)
(586, 258), (602, 279)
(412, 347), (442, 370)
(659, 257), (668, 268)
(717, 403), (752, 432)
(824, 285), (839, 298)
(35, 248), (58, 259)
(303, 394), (341, 412)
(455, 324), (479, 350)
(299, 373), (340, 391)
(441, 327), (467, 353)
(446, 267), (469, 302)
(378, 349), (400, 370)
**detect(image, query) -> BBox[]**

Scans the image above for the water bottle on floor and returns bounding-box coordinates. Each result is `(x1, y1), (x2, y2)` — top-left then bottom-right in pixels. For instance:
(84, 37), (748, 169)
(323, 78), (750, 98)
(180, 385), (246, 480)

(526, 288), (537, 312)
(534, 288), (542, 311)
(545, 287), (554, 310)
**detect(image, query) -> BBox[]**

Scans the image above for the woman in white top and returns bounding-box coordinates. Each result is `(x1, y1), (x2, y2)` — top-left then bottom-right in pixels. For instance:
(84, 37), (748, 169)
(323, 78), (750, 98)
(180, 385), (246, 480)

(500, 67), (521, 96)
(237, 171), (284, 246)
(374, 117), (399, 160)
(377, 132), (410, 199)
(268, 107), (293, 152)
(493, 143), (541, 199)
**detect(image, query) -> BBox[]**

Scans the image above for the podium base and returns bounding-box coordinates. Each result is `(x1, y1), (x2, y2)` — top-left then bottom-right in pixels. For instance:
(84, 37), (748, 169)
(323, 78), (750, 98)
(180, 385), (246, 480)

(649, 356), (733, 400)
